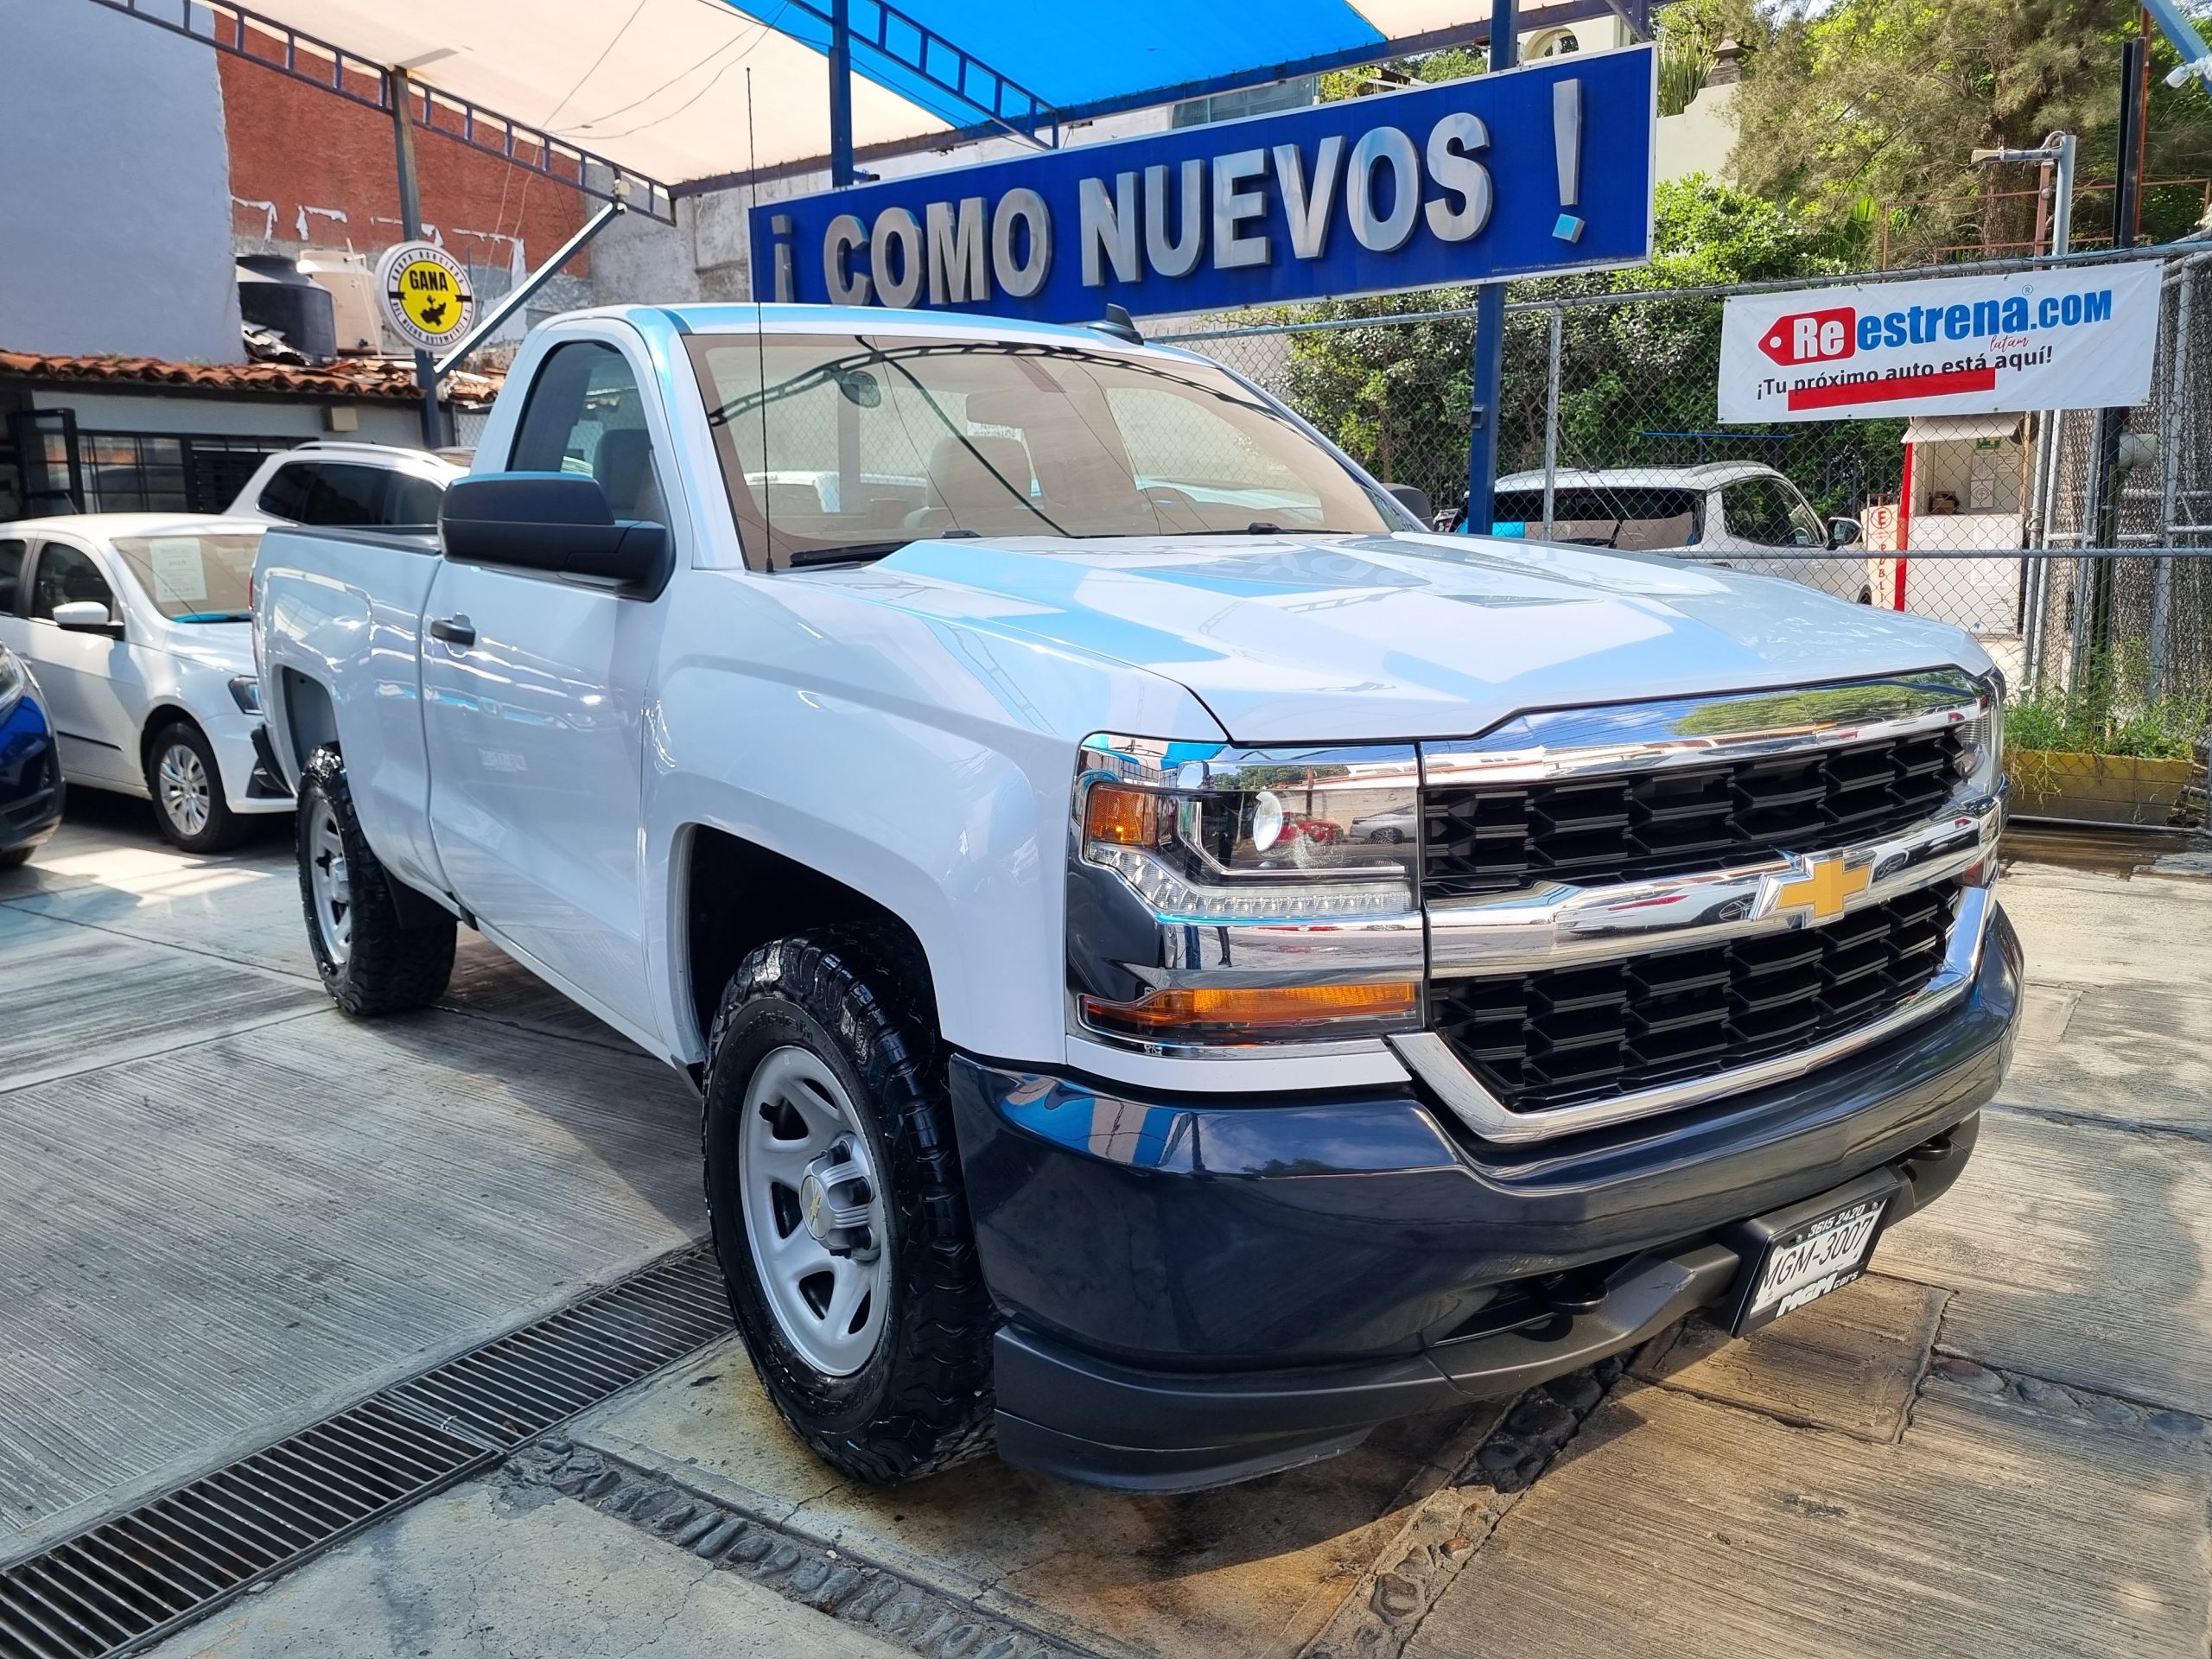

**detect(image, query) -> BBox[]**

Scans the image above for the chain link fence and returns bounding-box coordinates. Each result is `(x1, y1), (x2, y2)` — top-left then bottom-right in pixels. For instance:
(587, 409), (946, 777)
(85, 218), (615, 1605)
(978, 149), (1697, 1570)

(1161, 245), (2212, 829)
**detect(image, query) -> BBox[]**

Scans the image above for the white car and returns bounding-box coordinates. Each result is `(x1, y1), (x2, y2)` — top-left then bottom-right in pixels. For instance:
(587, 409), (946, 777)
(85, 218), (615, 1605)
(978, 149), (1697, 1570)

(225, 441), (464, 528)
(0, 515), (291, 850)
(1465, 463), (1872, 605)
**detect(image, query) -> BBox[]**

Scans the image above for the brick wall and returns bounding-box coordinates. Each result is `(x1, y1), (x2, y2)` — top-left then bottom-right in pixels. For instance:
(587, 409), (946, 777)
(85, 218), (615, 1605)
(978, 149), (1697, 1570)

(219, 54), (588, 280)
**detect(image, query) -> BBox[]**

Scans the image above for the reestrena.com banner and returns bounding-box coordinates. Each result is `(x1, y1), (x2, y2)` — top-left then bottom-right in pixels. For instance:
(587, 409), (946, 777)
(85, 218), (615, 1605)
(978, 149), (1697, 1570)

(751, 48), (1656, 324)
(1718, 261), (2163, 424)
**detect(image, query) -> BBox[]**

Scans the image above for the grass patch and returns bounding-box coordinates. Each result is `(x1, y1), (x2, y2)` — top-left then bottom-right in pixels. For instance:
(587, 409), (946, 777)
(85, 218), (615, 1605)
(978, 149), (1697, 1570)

(2007, 685), (2212, 761)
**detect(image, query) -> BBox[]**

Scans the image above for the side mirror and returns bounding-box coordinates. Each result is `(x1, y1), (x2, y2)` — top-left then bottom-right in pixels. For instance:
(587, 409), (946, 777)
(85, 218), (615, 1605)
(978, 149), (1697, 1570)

(441, 473), (671, 594)
(53, 601), (117, 634)
(1382, 482), (1433, 524)
(1827, 517), (1863, 549)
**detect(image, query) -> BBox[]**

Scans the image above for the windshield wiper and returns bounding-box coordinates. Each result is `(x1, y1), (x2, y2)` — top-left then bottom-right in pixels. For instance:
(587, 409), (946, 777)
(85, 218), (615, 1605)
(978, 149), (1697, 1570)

(784, 542), (912, 568)
(172, 610), (252, 623)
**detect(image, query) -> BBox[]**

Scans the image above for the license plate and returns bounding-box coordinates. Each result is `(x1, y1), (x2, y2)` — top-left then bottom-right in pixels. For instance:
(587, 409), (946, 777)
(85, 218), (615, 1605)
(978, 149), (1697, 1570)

(1724, 1179), (1896, 1336)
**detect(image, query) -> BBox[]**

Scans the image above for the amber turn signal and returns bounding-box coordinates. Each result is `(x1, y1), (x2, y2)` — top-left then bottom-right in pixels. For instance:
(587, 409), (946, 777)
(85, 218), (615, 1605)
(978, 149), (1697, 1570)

(1081, 981), (1419, 1040)
(1084, 783), (1160, 847)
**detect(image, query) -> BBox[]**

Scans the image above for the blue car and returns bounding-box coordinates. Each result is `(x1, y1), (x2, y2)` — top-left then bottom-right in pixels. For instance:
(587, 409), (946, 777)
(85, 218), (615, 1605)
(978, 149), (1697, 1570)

(0, 642), (63, 869)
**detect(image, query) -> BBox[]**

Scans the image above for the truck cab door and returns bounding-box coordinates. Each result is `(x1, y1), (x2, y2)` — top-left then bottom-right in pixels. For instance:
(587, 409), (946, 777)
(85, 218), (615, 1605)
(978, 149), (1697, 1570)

(418, 338), (671, 1035)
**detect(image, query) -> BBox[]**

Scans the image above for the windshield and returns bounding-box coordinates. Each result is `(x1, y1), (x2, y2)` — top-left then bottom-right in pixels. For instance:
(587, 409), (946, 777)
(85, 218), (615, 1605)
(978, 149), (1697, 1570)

(1490, 487), (1703, 550)
(687, 334), (1396, 569)
(111, 532), (261, 621)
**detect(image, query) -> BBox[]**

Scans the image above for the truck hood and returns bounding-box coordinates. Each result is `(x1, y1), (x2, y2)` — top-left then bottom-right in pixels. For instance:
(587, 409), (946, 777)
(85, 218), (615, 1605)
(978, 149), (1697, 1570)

(834, 532), (1990, 743)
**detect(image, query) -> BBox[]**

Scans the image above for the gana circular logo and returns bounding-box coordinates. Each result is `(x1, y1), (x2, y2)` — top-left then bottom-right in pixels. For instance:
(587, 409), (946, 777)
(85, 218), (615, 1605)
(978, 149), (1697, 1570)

(376, 241), (474, 352)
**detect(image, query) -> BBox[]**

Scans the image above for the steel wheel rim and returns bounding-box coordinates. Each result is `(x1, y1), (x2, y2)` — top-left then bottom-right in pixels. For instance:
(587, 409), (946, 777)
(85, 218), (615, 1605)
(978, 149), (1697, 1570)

(738, 1046), (889, 1377)
(157, 743), (211, 837)
(308, 799), (352, 967)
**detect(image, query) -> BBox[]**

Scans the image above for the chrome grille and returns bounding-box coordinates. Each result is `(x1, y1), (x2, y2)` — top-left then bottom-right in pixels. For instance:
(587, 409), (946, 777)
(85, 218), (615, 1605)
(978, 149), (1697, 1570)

(1429, 880), (1961, 1113)
(1421, 726), (1967, 897)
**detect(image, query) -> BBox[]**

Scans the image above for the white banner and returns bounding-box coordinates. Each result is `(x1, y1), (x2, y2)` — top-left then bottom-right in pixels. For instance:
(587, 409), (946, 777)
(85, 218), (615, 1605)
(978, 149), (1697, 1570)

(1718, 261), (2162, 424)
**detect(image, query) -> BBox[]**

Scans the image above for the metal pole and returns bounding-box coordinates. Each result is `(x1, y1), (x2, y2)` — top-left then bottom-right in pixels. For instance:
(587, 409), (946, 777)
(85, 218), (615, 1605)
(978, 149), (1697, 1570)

(2151, 261), (2188, 695)
(1465, 0), (1516, 534)
(389, 67), (443, 449)
(2139, 0), (2212, 95)
(829, 0), (856, 188)
(2088, 40), (2148, 674)
(2025, 133), (2076, 693)
(1540, 304), (1563, 537)
(435, 192), (628, 376)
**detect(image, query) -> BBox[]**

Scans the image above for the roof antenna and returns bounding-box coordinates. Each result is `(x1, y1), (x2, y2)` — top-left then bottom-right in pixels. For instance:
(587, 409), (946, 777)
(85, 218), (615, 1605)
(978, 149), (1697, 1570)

(745, 67), (775, 565)
(1092, 302), (1143, 345)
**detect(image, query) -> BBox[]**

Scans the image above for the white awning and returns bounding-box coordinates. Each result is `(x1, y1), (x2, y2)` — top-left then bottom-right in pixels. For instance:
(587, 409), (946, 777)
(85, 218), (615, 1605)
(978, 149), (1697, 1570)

(209, 0), (1609, 187)
(1904, 414), (2024, 445)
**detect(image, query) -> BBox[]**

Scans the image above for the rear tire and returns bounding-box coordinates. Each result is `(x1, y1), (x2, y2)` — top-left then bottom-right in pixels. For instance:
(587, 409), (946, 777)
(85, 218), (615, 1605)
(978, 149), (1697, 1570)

(146, 721), (247, 853)
(702, 927), (996, 1484)
(296, 747), (455, 1015)
(0, 847), (30, 871)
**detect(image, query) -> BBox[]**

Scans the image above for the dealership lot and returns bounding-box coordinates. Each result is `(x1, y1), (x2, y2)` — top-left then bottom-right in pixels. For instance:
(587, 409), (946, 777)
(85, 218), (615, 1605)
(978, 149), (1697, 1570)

(0, 803), (2205, 1657)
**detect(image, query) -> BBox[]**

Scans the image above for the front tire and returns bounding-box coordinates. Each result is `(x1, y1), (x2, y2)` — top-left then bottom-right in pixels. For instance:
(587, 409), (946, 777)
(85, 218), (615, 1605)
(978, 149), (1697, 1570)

(703, 928), (996, 1484)
(296, 747), (455, 1015)
(146, 721), (246, 853)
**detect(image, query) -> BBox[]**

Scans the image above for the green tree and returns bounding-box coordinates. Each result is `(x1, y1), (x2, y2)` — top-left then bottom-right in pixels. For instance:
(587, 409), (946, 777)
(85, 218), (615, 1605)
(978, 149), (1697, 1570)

(1319, 46), (1485, 103)
(1273, 179), (1891, 516)
(1732, 0), (2212, 263)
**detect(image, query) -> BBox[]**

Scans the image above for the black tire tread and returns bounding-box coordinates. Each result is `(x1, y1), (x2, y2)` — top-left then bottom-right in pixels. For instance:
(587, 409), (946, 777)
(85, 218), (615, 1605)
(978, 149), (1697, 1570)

(296, 747), (455, 1016)
(704, 925), (998, 1484)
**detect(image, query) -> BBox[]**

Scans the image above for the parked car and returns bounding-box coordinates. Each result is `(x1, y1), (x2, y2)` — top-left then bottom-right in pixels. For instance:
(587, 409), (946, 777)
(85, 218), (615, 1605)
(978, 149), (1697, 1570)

(225, 441), (464, 528)
(1351, 804), (1418, 843)
(0, 516), (289, 851)
(1452, 463), (1871, 605)
(0, 642), (63, 869)
(256, 305), (2018, 1494)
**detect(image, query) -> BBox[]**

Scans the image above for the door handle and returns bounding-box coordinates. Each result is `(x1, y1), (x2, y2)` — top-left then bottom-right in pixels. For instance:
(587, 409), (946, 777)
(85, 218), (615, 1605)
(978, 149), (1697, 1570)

(429, 614), (477, 649)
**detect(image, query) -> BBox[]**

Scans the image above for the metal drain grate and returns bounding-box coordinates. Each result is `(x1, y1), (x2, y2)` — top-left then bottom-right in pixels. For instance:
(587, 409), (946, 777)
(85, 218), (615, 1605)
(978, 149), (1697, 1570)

(382, 1248), (732, 1449)
(0, 1246), (733, 1659)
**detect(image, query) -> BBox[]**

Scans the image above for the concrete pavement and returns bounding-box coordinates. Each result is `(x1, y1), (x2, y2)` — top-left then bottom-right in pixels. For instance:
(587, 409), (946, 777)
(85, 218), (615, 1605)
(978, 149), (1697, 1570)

(10, 792), (2211, 1659)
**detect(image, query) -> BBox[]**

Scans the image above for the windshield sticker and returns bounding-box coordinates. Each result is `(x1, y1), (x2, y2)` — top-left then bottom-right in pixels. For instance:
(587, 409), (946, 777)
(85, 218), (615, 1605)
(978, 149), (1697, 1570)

(147, 538), (208, 605)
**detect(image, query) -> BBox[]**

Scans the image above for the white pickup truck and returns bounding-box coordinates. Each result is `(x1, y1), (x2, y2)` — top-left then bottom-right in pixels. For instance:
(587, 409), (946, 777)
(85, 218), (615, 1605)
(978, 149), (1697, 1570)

(254, 304), (2020, 1493)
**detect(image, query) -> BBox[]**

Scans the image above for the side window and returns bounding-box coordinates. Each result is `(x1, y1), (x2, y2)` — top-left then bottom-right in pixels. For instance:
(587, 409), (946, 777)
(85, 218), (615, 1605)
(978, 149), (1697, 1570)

(1721, 479), (1815, 548)
(508, 341), (667, 523)
(29, 544), (117, 620)
(259, 461), (390, 527)
(385, 473), (446, 526)
(254, 461), (314, 522)
(0, 539), (25, 613)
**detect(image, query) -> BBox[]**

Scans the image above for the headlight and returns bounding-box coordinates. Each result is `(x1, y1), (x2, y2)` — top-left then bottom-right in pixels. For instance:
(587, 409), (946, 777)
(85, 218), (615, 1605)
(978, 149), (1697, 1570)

(1069, 736), (1425, 1049)
(0, 646), (22, 721)
(229, 675), (262, 715)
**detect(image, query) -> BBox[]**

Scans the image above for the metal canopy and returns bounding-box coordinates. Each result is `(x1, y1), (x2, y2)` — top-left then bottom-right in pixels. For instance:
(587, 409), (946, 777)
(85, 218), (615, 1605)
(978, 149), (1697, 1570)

(113, 0), (1621, 194)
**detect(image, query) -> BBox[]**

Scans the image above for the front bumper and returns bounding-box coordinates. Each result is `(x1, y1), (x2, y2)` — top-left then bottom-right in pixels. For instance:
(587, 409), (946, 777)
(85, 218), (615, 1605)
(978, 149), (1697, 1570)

(201, 709), (293, 814)
(2, 694), (65, 855)
(950, 901), (2021, 1491)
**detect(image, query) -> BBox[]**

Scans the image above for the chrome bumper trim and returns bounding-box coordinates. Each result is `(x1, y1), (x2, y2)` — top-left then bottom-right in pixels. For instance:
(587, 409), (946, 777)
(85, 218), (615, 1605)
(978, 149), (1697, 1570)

(1419, 667), (1989, 786)
(1394, 882), (1996, 1146)
(1427, 791), (2000, 979)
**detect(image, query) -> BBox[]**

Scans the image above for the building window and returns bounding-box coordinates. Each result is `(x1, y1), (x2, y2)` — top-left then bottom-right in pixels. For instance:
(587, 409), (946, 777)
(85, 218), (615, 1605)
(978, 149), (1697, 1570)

(42, 430), (298, 514)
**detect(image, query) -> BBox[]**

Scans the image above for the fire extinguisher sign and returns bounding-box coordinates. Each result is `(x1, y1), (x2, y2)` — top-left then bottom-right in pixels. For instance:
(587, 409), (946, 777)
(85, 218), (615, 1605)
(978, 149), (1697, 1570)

(1718, 261), (2162, 424)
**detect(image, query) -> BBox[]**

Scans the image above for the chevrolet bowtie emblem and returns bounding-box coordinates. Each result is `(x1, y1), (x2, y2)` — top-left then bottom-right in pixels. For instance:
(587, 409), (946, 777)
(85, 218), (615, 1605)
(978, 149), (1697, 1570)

(1773, 855), (1872, 924)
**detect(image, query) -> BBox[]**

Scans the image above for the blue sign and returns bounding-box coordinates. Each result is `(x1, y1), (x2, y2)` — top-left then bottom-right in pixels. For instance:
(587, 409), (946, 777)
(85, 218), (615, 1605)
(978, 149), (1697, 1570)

(751, 47), (1656, 325)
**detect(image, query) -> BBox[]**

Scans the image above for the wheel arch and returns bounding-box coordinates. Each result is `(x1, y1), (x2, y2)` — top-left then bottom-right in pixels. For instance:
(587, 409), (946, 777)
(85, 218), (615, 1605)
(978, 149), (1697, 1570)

(677, 824), (941, 1062)
(277, 669), (340, 774)
(138, 702), (206, 768)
